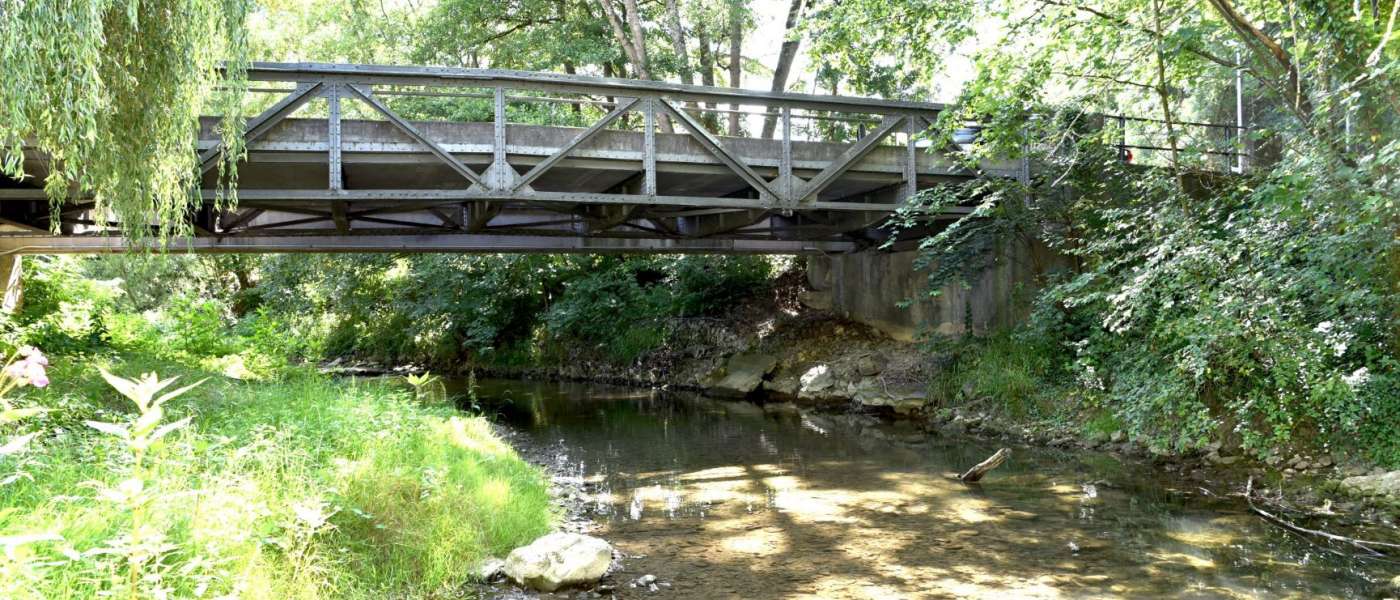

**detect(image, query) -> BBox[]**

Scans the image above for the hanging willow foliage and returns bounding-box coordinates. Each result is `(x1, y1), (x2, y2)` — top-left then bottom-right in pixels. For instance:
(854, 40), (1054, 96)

(0, 0), (251, 241)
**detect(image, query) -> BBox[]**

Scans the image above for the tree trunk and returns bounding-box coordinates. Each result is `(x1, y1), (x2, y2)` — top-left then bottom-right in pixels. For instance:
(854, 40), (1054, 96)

(697, 20), (719, 129)
(560, 2), (582, 118)
(563, 61), (582, 117)
(665, 0), (694, 86)
(726, 0), (743, 137)
(1149, 0), (1180, 172)
(597, 0), (672, 131)
(597, 0), (649, 79)
(761, 0), (804, 139)
(624, 0), (648, 76)
(665, 0), (699, 123)
(1204, 0), (1313, 123)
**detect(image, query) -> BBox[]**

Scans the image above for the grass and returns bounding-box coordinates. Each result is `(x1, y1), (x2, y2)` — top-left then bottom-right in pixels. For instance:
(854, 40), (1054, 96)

(0, 353), (554, 599)
(927, 330), (1062, 420)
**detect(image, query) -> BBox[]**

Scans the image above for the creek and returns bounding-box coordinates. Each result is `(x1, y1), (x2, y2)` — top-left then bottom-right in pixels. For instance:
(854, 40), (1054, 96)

(456, 378), (1394, 599)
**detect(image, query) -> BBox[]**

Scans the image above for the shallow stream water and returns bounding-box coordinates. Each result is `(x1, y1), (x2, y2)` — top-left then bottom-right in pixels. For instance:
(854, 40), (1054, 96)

(457, 378), (1395, 599)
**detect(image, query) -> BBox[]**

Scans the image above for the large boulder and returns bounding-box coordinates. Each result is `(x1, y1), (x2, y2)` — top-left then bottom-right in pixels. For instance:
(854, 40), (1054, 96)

(705, 353), (778, 398)
(852, 379), (929, 415)
(503, 532), (613, 592)
(796, 364), (849, 403)
(1340, 471), (1400, 500)
(855, 355), (883, 377)
(762, 371), (801, 399)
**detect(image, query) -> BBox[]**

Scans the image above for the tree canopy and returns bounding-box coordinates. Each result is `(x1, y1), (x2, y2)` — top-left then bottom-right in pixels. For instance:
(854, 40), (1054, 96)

(0, 0), (252, 240)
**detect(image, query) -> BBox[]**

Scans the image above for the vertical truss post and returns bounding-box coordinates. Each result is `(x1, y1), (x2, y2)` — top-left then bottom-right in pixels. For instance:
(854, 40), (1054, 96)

(780, 107), (793, 210)
(1019, 127), (1031, 186)
(643, 97), (657, 196)
(903, 116), (919, 202)
(1117, 115), (1128, 162)
(327, 84), (343, 191)
(493, 86), (507, 173)
(482, 85), (519, 195)
(326, 83), (349, 232)
(1234, 50), (1249, 172)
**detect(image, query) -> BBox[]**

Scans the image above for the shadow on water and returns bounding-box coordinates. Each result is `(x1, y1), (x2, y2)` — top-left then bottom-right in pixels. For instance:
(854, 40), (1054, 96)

(453, 378), (1394, 599)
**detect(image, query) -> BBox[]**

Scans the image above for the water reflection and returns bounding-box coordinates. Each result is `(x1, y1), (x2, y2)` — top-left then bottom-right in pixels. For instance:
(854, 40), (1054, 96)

(456, 378), (1390, 599)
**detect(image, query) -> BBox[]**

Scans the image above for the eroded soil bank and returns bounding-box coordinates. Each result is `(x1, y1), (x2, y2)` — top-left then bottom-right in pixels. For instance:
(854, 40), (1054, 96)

(463, 379), (1398, 600)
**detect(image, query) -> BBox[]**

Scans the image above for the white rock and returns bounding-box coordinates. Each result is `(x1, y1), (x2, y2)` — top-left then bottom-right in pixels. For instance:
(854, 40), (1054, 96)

(503, 532), (613, 592)
(798, 364), (836, 395)
(1341, 471), (1400, 499)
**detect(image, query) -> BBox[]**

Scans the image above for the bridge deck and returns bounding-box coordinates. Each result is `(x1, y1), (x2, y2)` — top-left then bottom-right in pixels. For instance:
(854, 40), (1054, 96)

(0, 62), (1019, 254)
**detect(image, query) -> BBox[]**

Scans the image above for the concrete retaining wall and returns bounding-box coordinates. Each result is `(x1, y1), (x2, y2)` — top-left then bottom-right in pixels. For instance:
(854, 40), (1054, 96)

(806, 241), (1067, 341)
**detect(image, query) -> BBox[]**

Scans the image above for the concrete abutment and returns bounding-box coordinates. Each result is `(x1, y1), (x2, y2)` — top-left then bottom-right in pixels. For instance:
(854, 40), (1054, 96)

(806, 241), (1066, 341)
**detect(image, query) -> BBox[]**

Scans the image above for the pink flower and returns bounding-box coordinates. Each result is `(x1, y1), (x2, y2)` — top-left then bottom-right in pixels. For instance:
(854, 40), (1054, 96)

(17, 346), (46, 366)
(5, 347), (49, 388)
(21, 360), (48, 388)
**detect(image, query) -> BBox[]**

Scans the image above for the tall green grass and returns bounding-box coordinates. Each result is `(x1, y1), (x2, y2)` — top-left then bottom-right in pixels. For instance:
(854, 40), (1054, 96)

(927, 330), (1064, 420)
(0, 355), (553, 599)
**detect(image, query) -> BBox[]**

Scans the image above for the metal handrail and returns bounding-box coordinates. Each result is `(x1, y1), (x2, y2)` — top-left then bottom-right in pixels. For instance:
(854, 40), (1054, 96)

(238, 62), (946, 116)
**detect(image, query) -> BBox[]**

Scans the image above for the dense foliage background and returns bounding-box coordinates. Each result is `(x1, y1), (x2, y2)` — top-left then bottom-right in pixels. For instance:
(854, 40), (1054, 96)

(2, 0), (1398, 464)
(850, 0), (1400, 461)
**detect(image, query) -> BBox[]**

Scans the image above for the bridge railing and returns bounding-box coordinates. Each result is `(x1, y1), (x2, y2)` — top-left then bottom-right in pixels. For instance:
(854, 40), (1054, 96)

(1109, 114), (1251, 172)
(196, 62), (958, 217)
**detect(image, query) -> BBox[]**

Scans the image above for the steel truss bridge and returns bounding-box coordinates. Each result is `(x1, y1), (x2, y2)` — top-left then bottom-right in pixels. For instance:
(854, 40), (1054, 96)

(0, 62), (1045, 255)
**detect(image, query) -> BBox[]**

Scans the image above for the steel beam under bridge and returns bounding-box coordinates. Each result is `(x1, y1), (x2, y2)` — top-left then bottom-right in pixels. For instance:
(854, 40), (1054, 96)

(0, 234), (854, 255)
(1, 62), (1015, 254)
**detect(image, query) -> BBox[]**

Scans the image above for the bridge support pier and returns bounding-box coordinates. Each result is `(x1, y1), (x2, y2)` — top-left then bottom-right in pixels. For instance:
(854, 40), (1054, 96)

(806, 242), (1068, 341)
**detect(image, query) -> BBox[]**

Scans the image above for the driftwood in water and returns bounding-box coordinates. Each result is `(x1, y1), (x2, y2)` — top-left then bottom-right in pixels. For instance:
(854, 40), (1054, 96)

(1244, 477), (1400, 558)
(960, 448), (1011, 482)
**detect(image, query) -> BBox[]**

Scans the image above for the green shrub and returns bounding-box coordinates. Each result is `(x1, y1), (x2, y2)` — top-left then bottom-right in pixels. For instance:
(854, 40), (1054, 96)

(10, 257), (122, 353)
(251, 253), (782, 369)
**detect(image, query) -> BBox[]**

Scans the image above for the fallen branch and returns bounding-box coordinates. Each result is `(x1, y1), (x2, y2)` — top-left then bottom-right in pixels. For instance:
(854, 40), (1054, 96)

(1245, 477), (1400, 558)
(960, 448), (1011, 483)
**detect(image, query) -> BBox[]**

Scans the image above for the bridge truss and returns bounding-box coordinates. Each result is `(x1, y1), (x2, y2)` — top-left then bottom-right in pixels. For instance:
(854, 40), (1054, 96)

(1, 63), (1024, 254)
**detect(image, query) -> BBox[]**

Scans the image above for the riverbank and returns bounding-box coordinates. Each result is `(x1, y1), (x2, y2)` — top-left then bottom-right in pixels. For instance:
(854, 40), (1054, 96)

(0, 353), (554, 598)
(431, 299), (1400, 541)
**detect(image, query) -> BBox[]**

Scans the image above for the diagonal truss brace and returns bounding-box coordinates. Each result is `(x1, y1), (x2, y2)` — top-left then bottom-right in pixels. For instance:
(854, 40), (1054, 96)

(199, 81), (324, 174)
(512, 97), (641, 193)
(344, 84), (487, 189)
(657, 98), (779, 202)
(798, 114), (906, 203)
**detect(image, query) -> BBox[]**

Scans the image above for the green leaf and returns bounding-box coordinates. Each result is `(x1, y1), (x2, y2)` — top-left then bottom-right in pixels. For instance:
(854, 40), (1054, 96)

(148, 416), (192, 444)
(0, 408), (46, 425)
(85, 421), (129, 440)
(0, 432), (39, 456)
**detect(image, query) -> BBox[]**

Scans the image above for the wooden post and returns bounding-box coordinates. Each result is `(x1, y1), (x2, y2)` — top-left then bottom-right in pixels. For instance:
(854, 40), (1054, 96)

(1, 254), (21, 314)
